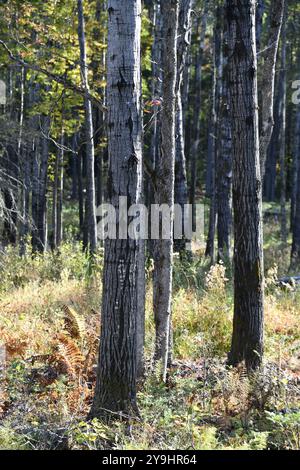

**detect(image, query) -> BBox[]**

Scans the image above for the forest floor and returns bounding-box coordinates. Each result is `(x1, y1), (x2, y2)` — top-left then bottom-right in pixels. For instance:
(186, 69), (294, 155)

(0, 210), (300, 450)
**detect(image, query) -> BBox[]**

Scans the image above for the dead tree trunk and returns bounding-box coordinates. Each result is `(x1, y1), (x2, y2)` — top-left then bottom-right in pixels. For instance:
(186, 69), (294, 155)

(77, 0), (97, 254)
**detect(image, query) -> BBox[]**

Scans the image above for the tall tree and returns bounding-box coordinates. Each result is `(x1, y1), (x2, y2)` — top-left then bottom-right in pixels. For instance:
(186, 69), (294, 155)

(278, 13), (287, 244)
(259, 0), (285, 177)
(216, 6), (232, 261)
(175, 0), (193, 252)
(190, 2), (208, 226)
(90, 0), (143, 418)
(205, 7), (222, 262)
(77, 0), (97, 254)
(153, 0), (179, 381)
(226, 0), (264, 371)
(291, 108), (300, 267)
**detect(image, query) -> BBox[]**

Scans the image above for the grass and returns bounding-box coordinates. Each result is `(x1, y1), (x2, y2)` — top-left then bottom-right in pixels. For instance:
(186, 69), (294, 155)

(0, 215), (300, 450)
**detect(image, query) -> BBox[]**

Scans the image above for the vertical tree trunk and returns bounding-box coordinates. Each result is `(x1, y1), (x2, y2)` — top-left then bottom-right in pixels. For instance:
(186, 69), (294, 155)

(174, 0), (193, 253)
(153, 0), (178, 381)
(52, 151), (58, 250)
(90, 0), (143, 418)
(205, 8), (222, 262)
(217, 8), (232, 261)
(77, 146), (85, 239)
(264, 84), (280, 201)
(36, 116), (50, 252)
(31, 145), (40, 250)
(91, 0), (106, 209)
(259, 0), (285, 177)
(226, 0), (264, 371)
(291, 95), (300, 232)
(190, 2), (208, 225)
(291, 107), (300, 267)
(56, 133), (64, 247)
(279, 12), (287, 244)
(256, 0), (265, 52)
(77, 0), (97, 254)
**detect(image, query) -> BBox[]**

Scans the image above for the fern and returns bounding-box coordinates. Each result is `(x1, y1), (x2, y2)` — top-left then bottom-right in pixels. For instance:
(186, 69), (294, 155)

(52, 333), (84, 377)
(62, 304), (86, 340)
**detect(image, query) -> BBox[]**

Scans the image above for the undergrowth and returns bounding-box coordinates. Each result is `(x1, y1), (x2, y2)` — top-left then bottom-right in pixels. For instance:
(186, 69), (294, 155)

(0, 229), (299, 450)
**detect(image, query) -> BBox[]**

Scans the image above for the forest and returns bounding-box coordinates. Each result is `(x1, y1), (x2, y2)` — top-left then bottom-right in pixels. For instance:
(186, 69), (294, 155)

(0, 0), (300, 454)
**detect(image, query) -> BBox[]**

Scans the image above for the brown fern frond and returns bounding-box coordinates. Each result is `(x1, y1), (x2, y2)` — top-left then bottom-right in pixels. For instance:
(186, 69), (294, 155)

(0, 328), (29, 359)
(52, 333), (84, 377)
(83, 337), (99, 379)
(62, 304), (86, 340)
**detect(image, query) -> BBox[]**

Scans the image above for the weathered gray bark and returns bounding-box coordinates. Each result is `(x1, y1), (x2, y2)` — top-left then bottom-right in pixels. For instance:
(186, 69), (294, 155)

(278, 14), (287, 244)
(90, 0), (143, 418)
(259, 0), (285, 178)
(91, 0), (106, 208)
(217, 8), (232, 261)
(51, 150), (58, 250)
(32, 116), (50, 253)
(205, 7), (222, 262)
(190, 2), (208, 225)
(147, 0), (162, 259)
(153, 0), (178, 381)
(264, 83), (280, 201)
(256, 0), (265, 52)
(226, 0), (264, 371)
(174, 0), (193, 252)
(56, 133), (64, 247)
(77, 0), (97, 254)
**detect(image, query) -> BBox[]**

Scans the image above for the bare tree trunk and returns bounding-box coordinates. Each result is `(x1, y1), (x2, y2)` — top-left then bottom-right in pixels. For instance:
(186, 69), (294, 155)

(259, 0), (285, 178)
(190, 2), (208, 227)
(31, 145), (39, 250)
(35, 116), (50, 252)
(226, 0), (264, 371)
(174, 0), (193, 253)
(291, 78), (300, 232)
(56, 133), (64, 247)
(217, 8), (232, 261)
(153, 0), (178, 381)
(279, 15), (287, 244)
(51, 151), (58, 250)
(256, 0), (265, 52)
(90, 0), (143, 418)
(205, 8), (222, 262)
(77, 0), (97, 254)
(291, 107), (300, 267)
(264, 84), (280, 201)
(148, 0), (162, 258)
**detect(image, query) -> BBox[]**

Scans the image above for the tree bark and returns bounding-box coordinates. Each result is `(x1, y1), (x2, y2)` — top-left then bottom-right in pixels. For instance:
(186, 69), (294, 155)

(174, 0), (193, 253)
(278, 13), (287, 244)
(217, 8), (232, 261)
(291, 107), (300, 267)
(205, 7), (222, 262)
(90, 0), (143, 418)
(226, 0), (265, 371)
(259, 0), (285, 178)
(77, 0), (97, 254)
(153, 0), (178, 381)
(190, 2), (208, 226)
